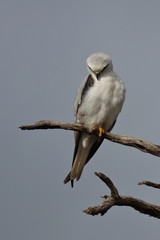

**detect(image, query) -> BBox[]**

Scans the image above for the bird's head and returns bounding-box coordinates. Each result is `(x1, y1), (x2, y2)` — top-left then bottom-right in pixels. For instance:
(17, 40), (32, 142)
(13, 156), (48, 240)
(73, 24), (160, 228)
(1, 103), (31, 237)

(86, 52), (113, 79)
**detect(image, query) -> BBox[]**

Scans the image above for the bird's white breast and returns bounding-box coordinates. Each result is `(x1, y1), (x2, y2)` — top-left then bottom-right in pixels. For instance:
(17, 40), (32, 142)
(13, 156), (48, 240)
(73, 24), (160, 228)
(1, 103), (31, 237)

(78, 73), (125, 131)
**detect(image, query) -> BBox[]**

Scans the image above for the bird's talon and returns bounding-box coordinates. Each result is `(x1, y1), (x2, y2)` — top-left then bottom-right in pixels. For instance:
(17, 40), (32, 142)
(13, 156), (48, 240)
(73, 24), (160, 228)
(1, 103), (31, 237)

(98, 127), (105, 137)
(92, 127), (105, 137)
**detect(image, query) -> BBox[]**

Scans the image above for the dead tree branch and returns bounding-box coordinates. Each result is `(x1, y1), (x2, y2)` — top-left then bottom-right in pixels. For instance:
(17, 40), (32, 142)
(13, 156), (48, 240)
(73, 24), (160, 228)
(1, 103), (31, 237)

(20, 121), (160, 218)
(138, 181), (160, 189)
(19, 120), (160, 157)
(83, 173), (160, 219)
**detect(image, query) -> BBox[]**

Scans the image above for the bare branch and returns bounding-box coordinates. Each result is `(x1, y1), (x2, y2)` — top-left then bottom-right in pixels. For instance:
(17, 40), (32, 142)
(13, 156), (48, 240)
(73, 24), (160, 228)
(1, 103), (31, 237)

(19, 121), (160, 218)
(138, 181), (160, 189)
(19, 120), (160, 157)
(83, 172), (160, 218)
(94, 172), (119, 198)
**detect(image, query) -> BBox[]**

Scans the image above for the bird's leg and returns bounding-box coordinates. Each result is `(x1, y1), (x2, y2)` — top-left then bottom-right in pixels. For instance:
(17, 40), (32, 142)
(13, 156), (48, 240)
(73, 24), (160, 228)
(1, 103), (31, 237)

(92, 126), (105, 137)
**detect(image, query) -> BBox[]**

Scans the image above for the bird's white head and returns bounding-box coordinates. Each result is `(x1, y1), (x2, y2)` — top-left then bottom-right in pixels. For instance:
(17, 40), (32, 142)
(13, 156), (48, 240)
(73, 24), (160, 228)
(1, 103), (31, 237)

(86, 52), (113, 80)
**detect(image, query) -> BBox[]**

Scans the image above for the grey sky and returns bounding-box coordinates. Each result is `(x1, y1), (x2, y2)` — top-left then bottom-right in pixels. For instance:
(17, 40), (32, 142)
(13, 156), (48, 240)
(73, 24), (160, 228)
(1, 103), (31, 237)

(0, 0), (160, 239)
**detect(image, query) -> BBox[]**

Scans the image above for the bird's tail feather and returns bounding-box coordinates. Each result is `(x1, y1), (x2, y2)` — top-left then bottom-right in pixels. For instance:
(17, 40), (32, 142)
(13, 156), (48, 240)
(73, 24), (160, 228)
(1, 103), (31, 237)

(70, 145), (91, 181)
(63, 172), (74, 187)
(63, 133), (98, 187)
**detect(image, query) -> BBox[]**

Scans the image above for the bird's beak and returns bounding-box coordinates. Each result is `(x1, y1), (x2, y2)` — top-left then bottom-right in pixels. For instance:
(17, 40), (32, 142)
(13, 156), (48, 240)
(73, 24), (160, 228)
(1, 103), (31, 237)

(95, 72), (101, 79)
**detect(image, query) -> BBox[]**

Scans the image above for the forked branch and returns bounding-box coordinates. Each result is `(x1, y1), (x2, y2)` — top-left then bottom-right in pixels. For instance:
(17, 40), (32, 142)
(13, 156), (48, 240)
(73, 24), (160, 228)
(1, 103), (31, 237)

(83, 173), (160, 219)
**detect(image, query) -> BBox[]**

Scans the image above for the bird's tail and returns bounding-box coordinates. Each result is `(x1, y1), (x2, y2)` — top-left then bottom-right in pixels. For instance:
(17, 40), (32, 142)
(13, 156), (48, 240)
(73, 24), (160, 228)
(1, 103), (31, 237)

(70, 144), (92, 181)
(64, 134), (95, 187)
(63, 142), (92, 186)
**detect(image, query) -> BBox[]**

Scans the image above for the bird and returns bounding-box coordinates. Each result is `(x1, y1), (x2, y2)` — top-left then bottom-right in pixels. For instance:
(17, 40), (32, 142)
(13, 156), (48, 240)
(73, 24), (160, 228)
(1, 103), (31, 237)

(64, 52), (126, 187)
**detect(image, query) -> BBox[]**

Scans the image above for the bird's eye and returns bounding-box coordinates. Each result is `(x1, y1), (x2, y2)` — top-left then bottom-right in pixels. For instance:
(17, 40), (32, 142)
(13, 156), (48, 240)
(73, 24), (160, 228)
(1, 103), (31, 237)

(102, 64), (109, 72)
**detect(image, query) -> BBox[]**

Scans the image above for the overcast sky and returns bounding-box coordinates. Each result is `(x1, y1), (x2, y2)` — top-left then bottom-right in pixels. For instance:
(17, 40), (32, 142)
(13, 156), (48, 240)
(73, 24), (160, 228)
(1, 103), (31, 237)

(1, 1), (160, 239)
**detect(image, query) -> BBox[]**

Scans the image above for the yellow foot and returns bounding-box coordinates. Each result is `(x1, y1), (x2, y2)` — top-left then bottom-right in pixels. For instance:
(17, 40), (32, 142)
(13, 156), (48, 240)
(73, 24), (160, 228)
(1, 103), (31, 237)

(98, 127), (105, 137)
(92, 127), (105, 137)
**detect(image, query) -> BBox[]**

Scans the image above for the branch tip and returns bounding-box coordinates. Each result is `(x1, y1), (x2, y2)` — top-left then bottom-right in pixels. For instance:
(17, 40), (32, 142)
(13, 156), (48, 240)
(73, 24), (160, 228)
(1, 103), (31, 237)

(138, 181), (160, 189)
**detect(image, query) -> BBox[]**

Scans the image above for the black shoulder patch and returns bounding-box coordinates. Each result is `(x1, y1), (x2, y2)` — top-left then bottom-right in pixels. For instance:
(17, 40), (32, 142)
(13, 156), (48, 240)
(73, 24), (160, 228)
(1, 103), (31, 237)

(81, 75), (94, 102)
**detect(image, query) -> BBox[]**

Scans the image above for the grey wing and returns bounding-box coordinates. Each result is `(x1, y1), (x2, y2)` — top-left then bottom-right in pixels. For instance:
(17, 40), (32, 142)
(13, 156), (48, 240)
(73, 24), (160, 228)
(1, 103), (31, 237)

(73, 76), (89, 170)
(74, 76), (89, 117)
(74, 74), (95, 145)
(73, 77), (88, 145)
(73, 75), (90, 145)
